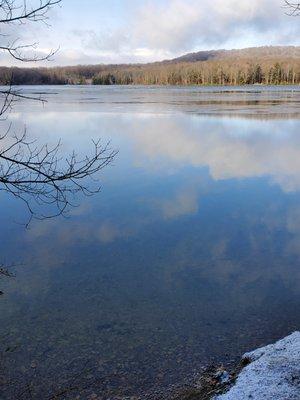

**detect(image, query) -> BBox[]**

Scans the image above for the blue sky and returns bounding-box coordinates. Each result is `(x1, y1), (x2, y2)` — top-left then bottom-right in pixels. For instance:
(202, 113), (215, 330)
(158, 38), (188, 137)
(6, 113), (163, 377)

(3, 0), (300, 66)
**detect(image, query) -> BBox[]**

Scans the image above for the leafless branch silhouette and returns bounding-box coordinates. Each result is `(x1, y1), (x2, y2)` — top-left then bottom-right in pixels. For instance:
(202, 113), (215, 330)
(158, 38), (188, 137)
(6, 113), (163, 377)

(0, 263), (15, 277)
(0, 119), (117, 224)
(0, 1), (62, 62)
(0, 1), (118, 224)
(283, 0), (300, 15)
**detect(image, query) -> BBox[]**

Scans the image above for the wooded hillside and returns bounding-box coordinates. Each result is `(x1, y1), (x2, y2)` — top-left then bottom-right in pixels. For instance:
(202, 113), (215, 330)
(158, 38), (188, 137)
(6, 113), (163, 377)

(1, 46), (300, 85)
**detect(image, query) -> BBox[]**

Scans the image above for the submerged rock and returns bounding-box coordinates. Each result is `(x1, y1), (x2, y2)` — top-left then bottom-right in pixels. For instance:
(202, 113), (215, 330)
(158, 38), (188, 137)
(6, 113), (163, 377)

(214, 369), (230, 385)
(216, 331), (300, 400)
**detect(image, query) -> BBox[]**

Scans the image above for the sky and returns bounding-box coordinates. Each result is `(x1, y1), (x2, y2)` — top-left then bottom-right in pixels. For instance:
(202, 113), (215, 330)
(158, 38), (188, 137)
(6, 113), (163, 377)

(2, 0), (300, 66)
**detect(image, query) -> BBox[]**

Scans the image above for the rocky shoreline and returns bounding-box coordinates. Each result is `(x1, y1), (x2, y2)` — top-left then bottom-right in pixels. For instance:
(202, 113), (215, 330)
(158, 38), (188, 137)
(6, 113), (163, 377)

(167, 331), (300, 400)
(115, 332), (299, 400)
(77, 332), (300, 399)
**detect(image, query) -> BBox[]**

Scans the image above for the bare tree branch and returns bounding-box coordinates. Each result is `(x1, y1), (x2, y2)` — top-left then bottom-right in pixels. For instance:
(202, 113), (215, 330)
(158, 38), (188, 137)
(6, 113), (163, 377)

(0, 123), (118, 224)
(0, 41), (59, 62)
(0, 263), (15, 295)
(0, 263), (15, 277)
(0, 0), (62, 62)
(0, 0), (61, 24)
(283, 0), (300, 15)
(0, 1), (118, 224)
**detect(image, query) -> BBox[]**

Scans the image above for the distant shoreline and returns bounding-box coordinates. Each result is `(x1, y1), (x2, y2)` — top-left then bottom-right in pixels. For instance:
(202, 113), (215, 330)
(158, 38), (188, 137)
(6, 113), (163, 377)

(1, 46), (300, 86)
(3, 83), (300, 87)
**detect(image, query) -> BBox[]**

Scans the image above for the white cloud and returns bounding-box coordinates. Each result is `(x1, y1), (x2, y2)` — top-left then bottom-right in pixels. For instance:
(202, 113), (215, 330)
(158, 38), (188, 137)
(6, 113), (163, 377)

(131, 0), (297, 53)
(1, 0), (299, 66)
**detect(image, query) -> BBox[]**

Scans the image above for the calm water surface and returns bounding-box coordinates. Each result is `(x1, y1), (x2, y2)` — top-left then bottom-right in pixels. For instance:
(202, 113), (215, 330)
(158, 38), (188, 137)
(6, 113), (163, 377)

(1, 85), (300, 399)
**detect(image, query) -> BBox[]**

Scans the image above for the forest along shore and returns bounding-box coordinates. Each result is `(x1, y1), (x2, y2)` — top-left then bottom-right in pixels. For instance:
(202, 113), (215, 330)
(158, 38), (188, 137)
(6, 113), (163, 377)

(2, 46), (300, 86)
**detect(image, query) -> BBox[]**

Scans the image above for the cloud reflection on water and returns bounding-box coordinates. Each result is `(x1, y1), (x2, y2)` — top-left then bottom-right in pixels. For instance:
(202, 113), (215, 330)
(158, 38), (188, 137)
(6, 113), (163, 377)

(2, 97), (300, 398)
(12, 110), (300, 195)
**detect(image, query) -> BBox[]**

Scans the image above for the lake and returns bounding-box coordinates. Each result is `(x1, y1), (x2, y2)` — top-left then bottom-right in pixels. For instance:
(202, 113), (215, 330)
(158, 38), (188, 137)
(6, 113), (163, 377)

(1, 85), (300, 399)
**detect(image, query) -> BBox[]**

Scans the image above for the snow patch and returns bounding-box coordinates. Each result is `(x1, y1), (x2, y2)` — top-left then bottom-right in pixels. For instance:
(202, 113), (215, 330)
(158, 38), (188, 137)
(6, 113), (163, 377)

(216, 331), (300, 400)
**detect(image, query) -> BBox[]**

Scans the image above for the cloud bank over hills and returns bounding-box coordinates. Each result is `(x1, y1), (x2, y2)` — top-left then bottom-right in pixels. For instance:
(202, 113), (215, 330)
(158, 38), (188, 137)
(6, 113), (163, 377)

(2, 0), (299, 66)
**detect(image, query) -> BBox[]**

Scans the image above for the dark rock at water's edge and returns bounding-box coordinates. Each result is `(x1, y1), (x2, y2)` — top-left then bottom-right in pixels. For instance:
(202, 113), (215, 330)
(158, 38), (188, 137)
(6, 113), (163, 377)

(114, 332), (300, 400)
(170, 331), (300, 400)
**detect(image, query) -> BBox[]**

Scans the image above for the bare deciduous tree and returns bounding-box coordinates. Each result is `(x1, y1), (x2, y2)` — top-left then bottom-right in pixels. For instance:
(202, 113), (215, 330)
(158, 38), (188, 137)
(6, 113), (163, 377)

(0, 0), (117, 224)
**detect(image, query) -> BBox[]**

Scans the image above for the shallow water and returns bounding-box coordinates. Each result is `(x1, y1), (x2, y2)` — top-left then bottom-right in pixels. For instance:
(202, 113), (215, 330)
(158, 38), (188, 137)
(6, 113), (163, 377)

(1, 85), (300, 399)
